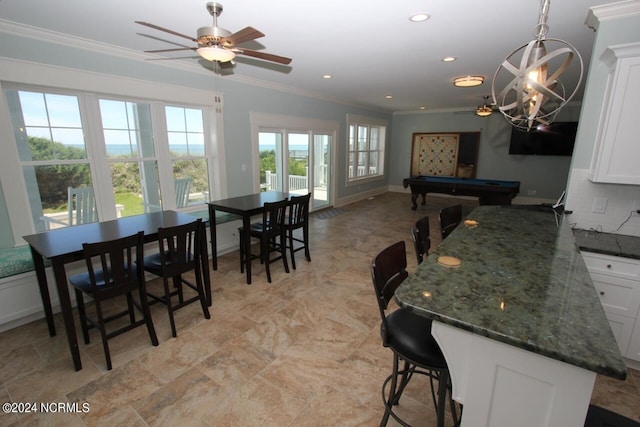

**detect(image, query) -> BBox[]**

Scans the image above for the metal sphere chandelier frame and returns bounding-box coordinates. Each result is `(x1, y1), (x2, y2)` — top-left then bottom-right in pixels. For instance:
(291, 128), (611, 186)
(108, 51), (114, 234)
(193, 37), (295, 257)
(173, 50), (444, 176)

(491, 0), (584, 131)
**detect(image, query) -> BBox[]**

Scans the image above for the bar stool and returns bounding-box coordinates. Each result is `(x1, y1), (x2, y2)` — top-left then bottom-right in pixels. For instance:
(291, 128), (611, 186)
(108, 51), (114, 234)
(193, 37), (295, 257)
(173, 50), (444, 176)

(371, 241), (461, 427)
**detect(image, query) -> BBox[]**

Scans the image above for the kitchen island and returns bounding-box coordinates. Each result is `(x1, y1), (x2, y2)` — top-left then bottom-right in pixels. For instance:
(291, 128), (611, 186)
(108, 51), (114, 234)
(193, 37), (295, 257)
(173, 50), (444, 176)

(395, 205), (626, 427)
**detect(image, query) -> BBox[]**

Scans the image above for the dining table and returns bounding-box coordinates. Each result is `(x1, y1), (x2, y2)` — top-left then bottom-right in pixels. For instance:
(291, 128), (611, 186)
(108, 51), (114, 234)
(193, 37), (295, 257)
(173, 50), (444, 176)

(208, 191), (291, 284)
(23, 210), (211, 371)
(394, 205), (627, 427)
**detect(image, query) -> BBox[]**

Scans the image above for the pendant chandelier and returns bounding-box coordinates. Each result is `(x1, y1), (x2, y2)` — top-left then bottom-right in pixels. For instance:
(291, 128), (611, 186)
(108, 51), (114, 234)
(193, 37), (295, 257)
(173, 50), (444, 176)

(491, 0), (583, 130)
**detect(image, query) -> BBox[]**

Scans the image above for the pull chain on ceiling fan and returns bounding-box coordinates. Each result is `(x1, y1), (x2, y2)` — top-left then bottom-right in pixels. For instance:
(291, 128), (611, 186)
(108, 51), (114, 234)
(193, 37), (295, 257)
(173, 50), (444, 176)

(135, 2), (292, 67)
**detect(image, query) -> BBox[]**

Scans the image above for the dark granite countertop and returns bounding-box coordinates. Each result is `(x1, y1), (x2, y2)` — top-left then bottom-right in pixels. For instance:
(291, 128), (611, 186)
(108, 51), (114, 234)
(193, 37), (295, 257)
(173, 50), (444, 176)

(573, 229), (640, 260)
(395, 206), (627, 380)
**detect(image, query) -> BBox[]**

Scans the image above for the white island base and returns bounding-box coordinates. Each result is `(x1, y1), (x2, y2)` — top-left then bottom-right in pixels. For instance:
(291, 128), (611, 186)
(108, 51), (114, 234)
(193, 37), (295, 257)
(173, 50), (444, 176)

(432, 321), (597, 427)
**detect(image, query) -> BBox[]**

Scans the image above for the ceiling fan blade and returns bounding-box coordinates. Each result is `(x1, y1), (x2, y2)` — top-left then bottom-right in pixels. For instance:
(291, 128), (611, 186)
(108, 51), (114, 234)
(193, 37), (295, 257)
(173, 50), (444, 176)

(144, 47), (197, 53)
(135, 21), (197, 43)
(236, 48), (292, 65)
(223, 26), (265, 46)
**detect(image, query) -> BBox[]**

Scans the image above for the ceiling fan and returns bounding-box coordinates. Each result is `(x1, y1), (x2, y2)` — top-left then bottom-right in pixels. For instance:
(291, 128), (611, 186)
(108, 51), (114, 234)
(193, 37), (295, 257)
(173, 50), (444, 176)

(135, 2), (291, 67)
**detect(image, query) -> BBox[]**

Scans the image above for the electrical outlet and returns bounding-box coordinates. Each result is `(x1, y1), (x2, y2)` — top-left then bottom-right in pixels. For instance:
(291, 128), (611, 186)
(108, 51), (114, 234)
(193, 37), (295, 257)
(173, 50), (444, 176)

(592, 197), (608, 214)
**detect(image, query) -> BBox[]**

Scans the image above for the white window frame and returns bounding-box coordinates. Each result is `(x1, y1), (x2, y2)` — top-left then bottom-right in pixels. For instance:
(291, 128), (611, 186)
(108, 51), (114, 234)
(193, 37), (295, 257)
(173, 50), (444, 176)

(0, 59), (225, 243)
(346, 114), (387, 185)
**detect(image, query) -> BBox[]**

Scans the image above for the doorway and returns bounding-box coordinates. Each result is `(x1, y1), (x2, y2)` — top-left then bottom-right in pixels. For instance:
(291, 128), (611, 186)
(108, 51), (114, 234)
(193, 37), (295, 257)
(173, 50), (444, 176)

(258, 129), (331, 211)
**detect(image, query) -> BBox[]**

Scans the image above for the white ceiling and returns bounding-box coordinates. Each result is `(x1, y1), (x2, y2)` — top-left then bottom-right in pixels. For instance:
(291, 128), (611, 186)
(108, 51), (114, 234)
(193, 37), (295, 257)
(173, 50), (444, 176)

(0, 0), (613, 113)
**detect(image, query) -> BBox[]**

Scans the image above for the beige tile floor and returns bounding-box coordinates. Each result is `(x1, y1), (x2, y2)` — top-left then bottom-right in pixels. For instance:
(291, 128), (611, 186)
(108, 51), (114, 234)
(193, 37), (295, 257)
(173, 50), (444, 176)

(1, 192), (639, 426)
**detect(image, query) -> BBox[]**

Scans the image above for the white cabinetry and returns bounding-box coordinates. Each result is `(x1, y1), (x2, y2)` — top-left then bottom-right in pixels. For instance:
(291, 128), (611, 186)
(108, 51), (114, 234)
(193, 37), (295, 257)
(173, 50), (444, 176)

(582, 251), (640, 361)
(588, 42), (640, 184)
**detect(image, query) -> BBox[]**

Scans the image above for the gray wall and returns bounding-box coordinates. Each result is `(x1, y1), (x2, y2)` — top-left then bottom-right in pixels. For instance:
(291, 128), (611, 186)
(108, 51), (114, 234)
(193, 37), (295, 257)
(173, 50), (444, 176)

(389, 105), (581, 200)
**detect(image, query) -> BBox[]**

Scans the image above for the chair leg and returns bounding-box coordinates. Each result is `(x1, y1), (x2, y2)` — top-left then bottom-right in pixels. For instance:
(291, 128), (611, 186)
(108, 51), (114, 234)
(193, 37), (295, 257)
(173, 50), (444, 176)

(435, 369), (449, 427)
(262, 237), (272, 283)
(74, 289), (90, 344)
(392, 360), (413, 406)
(138, 287), (159, 346)
(288, 230), (297, 270)
(380, 353), (401, 427)
(303, 225), (311, 262)
(162, 277), (178, 338)
(94, 299), (112, 370)
(194, 261), (211, 320)
(280, 232), (289, 274)
(126, 293), (136, 324)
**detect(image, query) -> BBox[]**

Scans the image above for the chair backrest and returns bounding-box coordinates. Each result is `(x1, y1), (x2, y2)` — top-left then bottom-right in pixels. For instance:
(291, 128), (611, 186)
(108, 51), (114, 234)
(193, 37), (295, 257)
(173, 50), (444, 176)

(156, 218), (202, 277)
(175, 178), (192, 208)
(262, 199), (288, 235)
(287, 193), (311, 229)
(81, 231), (144, 296)
(371, 241), (409, 315)
(439, 204), (462, 240)
(68, 186), (97, 226)
(411, 216), (431, 264)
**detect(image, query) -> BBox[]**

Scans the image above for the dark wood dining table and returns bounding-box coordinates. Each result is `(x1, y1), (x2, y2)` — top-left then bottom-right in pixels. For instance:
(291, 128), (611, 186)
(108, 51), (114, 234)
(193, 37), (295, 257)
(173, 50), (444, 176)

(208, 191), (291, 284)
(23, 210), (211, 371)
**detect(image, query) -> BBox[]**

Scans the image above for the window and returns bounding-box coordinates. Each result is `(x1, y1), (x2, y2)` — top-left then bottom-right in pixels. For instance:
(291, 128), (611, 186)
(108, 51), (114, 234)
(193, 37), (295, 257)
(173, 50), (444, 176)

(347, 114), (386, 182)
(4, 85), (218, 232)
(165, 106), (209, 207)
(6, 89), (95, 230)
(99, 99), (161, 216)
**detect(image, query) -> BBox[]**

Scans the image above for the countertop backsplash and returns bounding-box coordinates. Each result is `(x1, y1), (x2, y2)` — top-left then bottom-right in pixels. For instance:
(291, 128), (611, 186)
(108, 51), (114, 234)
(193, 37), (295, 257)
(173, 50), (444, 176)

(565, 169), (640, 238)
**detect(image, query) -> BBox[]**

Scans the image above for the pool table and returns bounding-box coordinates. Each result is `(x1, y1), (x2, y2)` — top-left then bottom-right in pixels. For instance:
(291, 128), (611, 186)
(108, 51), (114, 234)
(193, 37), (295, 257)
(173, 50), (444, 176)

(402, 175), (520, 210)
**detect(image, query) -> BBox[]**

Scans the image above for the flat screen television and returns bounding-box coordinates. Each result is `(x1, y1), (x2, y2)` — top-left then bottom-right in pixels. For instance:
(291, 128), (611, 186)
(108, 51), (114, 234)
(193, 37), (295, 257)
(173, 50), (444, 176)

(508, 121), (578, 156)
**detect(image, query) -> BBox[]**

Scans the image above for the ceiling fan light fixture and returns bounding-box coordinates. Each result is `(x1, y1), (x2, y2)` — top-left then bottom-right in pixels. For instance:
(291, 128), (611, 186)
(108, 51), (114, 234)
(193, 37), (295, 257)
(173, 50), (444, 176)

(453, 76), (484, 87)
(197, 45), (236, 62)
(476, 96), (493, 117)
(476, 105), (493, 117)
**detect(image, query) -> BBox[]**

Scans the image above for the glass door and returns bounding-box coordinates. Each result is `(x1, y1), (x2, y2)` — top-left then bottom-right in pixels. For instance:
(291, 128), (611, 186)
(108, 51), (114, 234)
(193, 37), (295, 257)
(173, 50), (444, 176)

(258, 129), (331, 211)
(312, 133), (331, 210)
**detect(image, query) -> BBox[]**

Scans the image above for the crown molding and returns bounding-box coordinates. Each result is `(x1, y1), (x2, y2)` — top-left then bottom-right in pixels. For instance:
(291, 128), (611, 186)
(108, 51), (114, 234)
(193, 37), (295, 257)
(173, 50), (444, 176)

(585, 0), (640, 31)
(0, 19), (390, 114)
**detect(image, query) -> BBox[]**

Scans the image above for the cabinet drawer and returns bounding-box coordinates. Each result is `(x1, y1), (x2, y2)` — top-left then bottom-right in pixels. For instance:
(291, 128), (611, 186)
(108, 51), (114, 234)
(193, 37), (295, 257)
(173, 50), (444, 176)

(591, 273), (640, 318)
(581, 252), (640, 280)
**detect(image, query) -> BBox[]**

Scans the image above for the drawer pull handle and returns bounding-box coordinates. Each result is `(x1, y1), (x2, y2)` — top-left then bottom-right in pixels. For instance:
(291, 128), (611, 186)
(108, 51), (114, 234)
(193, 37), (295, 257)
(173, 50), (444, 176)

(606, 264), (612, 269)
(600, 291), (605, 295)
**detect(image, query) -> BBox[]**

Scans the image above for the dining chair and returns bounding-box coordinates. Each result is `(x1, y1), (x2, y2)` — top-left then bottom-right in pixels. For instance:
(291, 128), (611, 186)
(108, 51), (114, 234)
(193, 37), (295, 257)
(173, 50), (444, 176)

(439, 204), (462, 240)
(411, 215), (431, 264)
(285, 193), (311, 269)
(69, 231), (158, 370)
(371, 241), (460, 427)
(142, 218), (210, 337)
(239, 198), (289, 283)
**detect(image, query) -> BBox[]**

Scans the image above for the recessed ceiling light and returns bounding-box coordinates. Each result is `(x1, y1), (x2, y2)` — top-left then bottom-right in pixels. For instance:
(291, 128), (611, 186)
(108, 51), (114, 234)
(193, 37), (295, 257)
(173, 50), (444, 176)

(385, 95), (393, 99)
(322, 74), (333, 79)
(420, 106), (427, 110)
(442, 56), (456, 62)
(410, 13), (430, 22)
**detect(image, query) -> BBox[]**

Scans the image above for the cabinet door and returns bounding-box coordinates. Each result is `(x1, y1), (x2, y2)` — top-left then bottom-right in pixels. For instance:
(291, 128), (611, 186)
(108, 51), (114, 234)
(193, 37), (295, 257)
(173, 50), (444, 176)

(626, 316), (640, 361)
(604, 312), (635, 356)
(589, 43), (640, 184)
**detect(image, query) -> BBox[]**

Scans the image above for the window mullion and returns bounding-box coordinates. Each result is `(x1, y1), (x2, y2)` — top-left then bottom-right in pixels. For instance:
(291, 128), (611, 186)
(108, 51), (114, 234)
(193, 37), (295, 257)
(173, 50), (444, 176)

(82, 93), (116, 220)
(151, 102), (174, 209)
